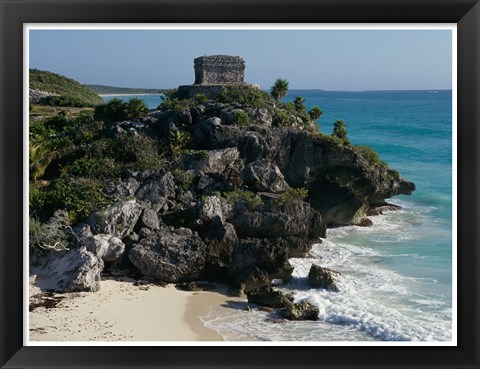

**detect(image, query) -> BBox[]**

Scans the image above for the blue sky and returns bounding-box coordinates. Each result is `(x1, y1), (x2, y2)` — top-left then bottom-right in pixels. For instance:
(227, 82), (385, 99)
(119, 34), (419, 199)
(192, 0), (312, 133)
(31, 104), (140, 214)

(29, 29), (452, 91)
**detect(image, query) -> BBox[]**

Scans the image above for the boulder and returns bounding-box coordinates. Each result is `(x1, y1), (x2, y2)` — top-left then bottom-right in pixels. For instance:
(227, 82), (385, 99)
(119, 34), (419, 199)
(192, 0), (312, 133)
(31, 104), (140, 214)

(31, 247), (104, 293)
(229, 238), (294, 287)
(308, 264), (340, 292)
(135, 170), (176, 201)
(280, 301), (319, 321)
(230, 200), (325, 256)
(241, 159), (289, 193)
(183, 148), (240, 174)
(129, 227), (207, 283)
(72, 222), (93, 246)
(250, 108), (273, 126)
(205, 218), (237, 264)
(140, 209), (161, 230)
(113, 177), (140, 199)
(85, 234), (125, 262)
(196, 195), (232, 224)
(227, 266), (270, 297)
(87, 200), (142, 239)
(246, 286), (291, 308)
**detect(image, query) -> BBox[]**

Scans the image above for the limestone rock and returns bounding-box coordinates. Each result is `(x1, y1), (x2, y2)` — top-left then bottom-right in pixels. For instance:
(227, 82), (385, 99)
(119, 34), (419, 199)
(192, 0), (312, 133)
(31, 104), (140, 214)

(140, 209), (161, 230)
(87, 200), (142, 239)
(230, 199), (325, 256)
(280, 301), (319, 321)
(196, 195), (232, 224)
(135, 171), (176, 201)
(229, 238), (293, 287)
(246, 286), (291, 308)
(85, 234), (125, 263)
(308, 264), (340, 292)
(31, 247), (103, 293)
(129, 228), (207, 283)
(241, 159), (289, 193)
(184, 148), (239, 174)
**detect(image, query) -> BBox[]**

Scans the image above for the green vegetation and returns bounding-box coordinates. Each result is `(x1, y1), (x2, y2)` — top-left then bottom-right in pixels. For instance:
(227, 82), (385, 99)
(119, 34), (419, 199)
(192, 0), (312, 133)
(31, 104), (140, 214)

(86, 84), (166, 95)
(215, 188), (263, 210)
(232, 110), (252, 126)
(308, 106), (323, 121)
(30, 69), (103, 106)
(218, 84), (273, 109)
(94, 97), (149, 123)
(270, 79), (289, 104)
(332, 119), (349, 144)
(294, 96), (306, 113)
(158, 90), (204, 113)
(29, 110), (165, 222)
(169, 130), (191, 159)
(354, 145), (388, 166)
(29, 210), (76, 253)
(272, 187), (309, 207)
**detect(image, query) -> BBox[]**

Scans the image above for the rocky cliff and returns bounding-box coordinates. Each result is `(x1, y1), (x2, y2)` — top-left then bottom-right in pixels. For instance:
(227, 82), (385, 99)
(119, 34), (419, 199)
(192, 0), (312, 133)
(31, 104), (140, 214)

(30, 91), (415, 302)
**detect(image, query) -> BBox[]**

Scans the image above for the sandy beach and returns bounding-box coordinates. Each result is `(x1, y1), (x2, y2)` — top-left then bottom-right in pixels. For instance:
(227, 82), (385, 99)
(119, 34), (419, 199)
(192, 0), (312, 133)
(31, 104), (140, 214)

(29, 278), (239, 342)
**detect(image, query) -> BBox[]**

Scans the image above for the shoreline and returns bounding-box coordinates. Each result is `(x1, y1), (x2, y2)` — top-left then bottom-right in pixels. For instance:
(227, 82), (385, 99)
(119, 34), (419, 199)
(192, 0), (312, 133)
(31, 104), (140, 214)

(99, 93), (164, 97)
(29, 278), (238, 342)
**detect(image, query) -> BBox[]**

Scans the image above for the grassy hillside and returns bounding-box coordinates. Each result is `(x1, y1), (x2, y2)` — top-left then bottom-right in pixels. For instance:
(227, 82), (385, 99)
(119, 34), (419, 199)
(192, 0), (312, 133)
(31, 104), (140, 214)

(30, 69), (104, 106)
(86, 84), (166, 95)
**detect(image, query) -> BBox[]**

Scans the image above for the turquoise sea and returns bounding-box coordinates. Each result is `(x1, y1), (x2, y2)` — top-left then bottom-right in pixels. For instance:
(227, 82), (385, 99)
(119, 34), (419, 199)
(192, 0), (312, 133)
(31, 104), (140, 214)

(102, 90), (453, 341)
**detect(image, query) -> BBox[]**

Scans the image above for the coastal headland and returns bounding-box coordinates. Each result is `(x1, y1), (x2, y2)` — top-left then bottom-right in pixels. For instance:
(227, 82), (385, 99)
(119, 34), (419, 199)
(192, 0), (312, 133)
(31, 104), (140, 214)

(29, 56), (415, 341)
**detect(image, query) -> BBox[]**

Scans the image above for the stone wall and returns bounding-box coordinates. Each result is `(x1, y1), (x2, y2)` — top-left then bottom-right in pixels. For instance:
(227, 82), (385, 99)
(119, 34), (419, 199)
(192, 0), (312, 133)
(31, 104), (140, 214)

(194, 55), (245, 85)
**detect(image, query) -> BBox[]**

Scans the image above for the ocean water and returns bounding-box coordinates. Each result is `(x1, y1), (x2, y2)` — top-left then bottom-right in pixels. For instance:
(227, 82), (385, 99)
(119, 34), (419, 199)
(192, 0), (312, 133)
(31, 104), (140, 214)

(102, 90), (453, 342)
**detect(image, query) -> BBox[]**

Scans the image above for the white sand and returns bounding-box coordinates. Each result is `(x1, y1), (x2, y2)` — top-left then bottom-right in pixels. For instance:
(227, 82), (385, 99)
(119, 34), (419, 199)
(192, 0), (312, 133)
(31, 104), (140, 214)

(29, 279), (238, 342)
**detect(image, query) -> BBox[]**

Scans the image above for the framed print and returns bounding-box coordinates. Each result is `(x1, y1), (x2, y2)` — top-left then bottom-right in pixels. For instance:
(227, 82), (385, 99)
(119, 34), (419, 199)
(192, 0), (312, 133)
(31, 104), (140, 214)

(1, 0), (479, 368)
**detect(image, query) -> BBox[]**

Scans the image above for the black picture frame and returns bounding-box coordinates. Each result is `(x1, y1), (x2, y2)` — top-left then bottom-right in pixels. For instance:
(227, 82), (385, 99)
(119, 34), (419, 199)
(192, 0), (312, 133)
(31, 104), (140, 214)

(1, 0), (479, 368)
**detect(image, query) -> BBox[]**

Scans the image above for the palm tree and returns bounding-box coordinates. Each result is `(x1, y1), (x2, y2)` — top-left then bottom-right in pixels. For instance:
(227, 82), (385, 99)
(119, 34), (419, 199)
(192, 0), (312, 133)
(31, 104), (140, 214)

(270, 78), (289, 104)
(29, 142), (55, 181)
(332, 119), (349, 142)
(126, 97), (149, 119)
(308, 106), (323, 121)
(294, 96), (306, 112)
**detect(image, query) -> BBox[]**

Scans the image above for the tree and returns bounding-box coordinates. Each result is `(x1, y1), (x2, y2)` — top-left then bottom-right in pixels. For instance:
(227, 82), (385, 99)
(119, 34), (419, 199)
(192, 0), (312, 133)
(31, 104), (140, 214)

(308, 106), (323, 121)
(332, 119), (349, 143)
(29, 142), (55, 181)
(294, 96), (306, 112)
(126, 97), (148, 119)
(270, 78), (289, 104)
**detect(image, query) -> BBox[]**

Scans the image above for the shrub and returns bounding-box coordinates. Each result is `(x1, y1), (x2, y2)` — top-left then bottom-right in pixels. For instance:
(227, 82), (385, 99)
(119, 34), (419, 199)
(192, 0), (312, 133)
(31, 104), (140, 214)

(221, 188), (263, 210)
(29, 210), (77, 253)
(125, 97), (149, 119)
(61, 156), (121, 180)
(41, 95), (91, 107)
(218, 84), (273, 109)
(169, 130), (191, 159)
(273, 109), (295, 127)
(29, 142), (55, 181)
(45, 176), (109, 222)
(232, 110), (251, 126)
(194, 93), (209, 105)
(355, 145), (387, 166)
(94, 98), (127, 123)
(158, 90), (197, 113)
(273, 187), (309, 207)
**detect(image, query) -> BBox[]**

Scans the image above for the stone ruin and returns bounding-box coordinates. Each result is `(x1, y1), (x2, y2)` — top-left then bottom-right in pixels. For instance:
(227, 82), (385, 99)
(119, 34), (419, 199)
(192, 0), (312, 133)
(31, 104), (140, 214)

(178, 55), (247, 99)
(194, 55), (245, 85)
